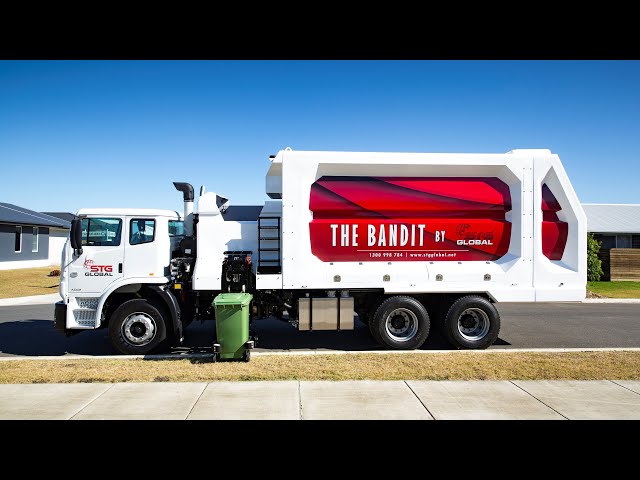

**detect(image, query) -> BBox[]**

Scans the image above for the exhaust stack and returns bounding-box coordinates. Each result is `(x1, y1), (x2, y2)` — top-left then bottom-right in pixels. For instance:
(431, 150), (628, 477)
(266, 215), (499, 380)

(173, 182), (194, 236)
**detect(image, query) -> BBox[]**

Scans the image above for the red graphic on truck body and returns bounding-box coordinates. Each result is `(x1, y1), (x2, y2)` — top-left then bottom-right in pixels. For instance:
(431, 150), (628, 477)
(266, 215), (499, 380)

(309, 176), (512, 262)
(541, 184), (568, 260)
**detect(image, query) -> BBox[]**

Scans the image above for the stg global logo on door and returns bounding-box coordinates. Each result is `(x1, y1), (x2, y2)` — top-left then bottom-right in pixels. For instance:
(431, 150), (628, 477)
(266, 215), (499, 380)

(308, 176), (513, 262)
(83, 259), (113, 276)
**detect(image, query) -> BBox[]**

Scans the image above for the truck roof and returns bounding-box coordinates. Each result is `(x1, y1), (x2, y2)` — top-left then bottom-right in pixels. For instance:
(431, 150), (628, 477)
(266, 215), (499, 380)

(76, 208), (181, 218)
(272, 148), (553, 161)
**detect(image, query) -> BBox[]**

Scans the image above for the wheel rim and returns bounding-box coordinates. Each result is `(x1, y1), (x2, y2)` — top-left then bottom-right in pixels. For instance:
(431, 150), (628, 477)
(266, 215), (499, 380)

(457, 308), (490, 341)
(121, 312), (157, 346)
(384, 308), (418, 342)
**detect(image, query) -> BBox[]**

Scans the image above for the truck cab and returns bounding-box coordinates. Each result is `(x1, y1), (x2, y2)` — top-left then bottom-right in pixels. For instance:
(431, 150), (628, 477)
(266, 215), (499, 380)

(56, 209), (184, 353)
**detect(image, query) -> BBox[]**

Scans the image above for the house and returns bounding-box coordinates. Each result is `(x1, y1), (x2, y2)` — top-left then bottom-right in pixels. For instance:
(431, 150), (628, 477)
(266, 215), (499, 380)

(41, 212), (76, 223)
(41, 212), (77, 268)
(583, 204), (640, 281)
(0, 203), (71, 270)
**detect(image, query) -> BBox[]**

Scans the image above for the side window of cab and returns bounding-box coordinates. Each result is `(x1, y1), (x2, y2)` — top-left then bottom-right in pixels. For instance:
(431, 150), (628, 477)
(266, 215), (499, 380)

(130, 219), (155, 245)
(81, 218), (123, 246)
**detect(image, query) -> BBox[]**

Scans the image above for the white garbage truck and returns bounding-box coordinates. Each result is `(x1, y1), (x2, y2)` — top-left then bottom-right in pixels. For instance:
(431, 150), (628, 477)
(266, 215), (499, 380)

(54, 148), (587, 357)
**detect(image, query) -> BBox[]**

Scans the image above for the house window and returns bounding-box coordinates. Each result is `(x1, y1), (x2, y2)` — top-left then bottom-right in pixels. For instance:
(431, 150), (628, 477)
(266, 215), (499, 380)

(15, 226), (22, 253)
(616, 235), (632, 249)
(32, 227), (39, 252)
(596, 235), (616, 250)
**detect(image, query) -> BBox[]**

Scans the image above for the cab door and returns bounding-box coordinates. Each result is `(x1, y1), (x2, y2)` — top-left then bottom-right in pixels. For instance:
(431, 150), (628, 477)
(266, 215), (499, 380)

(124, 217), (160, 278)
(67, 216), (125, 294)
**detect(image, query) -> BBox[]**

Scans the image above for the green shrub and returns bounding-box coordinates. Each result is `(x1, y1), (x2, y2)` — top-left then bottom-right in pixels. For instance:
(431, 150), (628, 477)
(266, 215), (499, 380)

(587, 233), (604, 281)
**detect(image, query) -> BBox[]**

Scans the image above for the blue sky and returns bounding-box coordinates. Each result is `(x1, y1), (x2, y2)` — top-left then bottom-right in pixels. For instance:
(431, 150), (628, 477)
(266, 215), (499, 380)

(1, 60), (639, 214)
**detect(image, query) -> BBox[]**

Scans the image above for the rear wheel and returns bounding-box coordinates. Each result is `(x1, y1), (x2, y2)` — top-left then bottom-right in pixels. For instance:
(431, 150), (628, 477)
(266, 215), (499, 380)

(443, 296), (500, 349)
(370, 296), (430, 350)
(109, 298), (168, 355)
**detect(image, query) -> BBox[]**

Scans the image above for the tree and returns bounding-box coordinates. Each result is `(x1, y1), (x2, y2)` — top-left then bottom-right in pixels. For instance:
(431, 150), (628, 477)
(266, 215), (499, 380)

(587, 233), (604, 281)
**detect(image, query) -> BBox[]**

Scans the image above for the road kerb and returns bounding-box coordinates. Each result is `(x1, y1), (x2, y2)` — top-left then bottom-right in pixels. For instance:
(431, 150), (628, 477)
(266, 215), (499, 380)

(1, 347), (640, 361)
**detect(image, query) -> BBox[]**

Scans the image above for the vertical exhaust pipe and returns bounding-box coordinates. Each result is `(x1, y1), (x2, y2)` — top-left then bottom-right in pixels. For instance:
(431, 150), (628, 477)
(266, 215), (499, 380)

(173, 182), (194, 236)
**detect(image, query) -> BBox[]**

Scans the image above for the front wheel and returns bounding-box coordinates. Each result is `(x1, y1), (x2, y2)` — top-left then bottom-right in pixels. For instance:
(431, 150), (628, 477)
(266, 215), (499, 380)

(109, 298), (168, 355)
(443, 296), (500, 350)
(370, 296), (430, 350)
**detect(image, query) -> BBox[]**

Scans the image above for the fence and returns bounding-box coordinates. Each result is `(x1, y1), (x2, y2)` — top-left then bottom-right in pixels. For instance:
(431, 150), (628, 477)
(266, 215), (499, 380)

(610, 248), (640, 281)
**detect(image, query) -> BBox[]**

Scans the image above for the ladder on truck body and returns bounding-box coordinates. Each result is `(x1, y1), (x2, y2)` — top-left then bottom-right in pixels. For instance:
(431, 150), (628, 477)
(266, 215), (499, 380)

(258, 216), (281, 274)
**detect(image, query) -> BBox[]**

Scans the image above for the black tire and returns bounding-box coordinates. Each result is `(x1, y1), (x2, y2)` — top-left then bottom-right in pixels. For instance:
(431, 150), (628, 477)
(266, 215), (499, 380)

(370, 296), (430, 350)
(443, 295), (500, 350)
(368, 312), (383, 344)
(243, 350), (251, 362)
(108, 298), (168, 355)
(366, 298), (385, 344)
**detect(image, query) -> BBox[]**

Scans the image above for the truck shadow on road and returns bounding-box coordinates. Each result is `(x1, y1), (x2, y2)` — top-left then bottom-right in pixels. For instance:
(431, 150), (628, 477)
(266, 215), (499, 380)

(0, 317), (510, 357)
(250, 318), (512, 351)
(0, 320), (116, 356)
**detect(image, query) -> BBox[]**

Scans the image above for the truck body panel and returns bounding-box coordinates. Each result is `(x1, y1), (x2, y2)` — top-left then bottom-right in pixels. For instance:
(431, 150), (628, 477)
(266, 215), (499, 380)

(264, 149), (585, 301)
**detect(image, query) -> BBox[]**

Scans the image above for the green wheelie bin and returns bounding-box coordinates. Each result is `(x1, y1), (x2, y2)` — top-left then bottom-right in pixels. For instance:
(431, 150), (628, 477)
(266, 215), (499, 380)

(212, 293), (254, 361)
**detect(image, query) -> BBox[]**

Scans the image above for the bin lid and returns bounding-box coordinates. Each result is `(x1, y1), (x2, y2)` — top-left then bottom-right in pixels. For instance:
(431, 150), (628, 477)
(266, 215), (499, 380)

(213, 292), (253, 306)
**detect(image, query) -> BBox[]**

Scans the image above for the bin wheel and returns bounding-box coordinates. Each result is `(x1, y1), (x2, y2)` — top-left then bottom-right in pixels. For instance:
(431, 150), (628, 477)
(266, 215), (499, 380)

(242, 350), (251, 362)
(211, 353), (219, 363)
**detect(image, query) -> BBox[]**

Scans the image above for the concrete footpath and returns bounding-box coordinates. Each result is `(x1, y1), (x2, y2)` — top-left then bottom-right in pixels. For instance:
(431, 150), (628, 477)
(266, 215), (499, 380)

(1, 379), (640, 420)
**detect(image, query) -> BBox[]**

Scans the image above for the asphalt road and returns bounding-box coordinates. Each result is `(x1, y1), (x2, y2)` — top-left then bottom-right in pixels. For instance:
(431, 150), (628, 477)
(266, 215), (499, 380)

(0, 302), (639, 357)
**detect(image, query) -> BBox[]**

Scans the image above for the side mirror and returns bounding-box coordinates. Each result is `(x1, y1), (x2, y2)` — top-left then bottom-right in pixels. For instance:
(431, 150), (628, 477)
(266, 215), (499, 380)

(70, 218), (83, 255)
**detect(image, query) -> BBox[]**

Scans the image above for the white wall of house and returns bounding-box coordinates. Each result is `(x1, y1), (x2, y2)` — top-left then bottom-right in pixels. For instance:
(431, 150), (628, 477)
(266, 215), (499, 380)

(0, 259), (53, 270)
(0, 228), (68, 270)
(48, 228), (69, 265)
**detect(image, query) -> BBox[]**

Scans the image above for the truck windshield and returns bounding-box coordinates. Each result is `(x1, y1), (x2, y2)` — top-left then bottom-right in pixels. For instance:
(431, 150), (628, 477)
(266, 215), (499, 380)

(81, 218), (123, 246)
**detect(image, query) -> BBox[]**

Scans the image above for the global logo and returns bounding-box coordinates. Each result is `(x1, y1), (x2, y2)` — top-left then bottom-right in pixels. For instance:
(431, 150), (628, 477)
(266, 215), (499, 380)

(455, 224), (494, 245)
(83, 259), (113, 276)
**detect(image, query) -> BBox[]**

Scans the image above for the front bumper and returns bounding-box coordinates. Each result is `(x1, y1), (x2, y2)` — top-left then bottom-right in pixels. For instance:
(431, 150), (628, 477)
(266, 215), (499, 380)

(54, 301), (67, 333)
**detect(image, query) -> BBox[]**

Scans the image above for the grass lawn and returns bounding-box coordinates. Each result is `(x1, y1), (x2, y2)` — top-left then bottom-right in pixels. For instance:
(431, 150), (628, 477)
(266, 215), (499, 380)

(587, 281), (640, 299)
(0, 266), (61, 299)
(1, 351), (640, 383)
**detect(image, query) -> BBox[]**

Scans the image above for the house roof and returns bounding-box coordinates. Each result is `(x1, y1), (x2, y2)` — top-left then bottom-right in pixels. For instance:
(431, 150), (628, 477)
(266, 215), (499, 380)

(41, 212), (76, 223)
(583, 204), (640, 234)
(0, 203), (71, 229)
